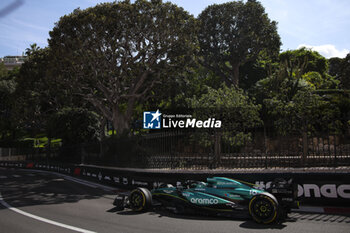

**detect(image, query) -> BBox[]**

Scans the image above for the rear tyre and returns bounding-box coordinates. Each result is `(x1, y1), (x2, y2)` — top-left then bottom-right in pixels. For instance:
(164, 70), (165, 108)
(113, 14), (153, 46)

(249, 193), (279, 224)
(128, 188), (152, 211)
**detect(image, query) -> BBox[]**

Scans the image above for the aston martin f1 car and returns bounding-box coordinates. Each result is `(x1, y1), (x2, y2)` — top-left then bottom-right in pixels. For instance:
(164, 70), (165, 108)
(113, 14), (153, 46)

(113, 177), (298, 224)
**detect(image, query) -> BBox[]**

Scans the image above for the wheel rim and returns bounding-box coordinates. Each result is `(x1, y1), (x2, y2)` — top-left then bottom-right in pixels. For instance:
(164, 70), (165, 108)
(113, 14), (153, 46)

(249, 195), (278, 224)
(129, 190), (145, 211)
(252, 199), (274, 220)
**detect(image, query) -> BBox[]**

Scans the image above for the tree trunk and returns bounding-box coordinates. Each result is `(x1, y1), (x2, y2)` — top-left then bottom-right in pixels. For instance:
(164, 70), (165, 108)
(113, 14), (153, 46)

(112, 106), (131, 137)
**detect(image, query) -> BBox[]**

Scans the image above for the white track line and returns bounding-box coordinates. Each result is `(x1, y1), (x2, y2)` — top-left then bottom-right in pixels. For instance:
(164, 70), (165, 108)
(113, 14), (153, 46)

(0, 193), (96, 233)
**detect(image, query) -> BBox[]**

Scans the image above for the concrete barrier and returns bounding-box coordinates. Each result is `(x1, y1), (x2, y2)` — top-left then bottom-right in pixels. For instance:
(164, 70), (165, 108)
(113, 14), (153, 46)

(1, 161), (349, 207)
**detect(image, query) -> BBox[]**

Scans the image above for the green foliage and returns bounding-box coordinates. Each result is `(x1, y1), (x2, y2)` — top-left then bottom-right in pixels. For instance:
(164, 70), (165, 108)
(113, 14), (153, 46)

(0, 62), (8, 77)
(14, 46), (53, 134)
(0, 66), (18, 141)
(239, 60), (270, 91)
(255, 56), (344, 135)
(49, 0), (197, 135)
(0, 0), (348, 161)
(328, 53), (350, 89)
(197, 0), (281, 86)
(9, 44), (98, 148)
(0, 67), (16, 95)
(48, 108), (100, 145)
(302, 71), (339, 89)
(328, 57), (342, 77)
(22, 136), (61, 148)
(279, 47), (328, 75)
(158, 64), (223, 109)
(264, 88), (333, 135)
(188, 85), (262, 147)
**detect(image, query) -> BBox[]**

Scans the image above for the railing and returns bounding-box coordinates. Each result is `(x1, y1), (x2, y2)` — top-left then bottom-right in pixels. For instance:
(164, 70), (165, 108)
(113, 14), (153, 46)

(135, 131), (350, 169)
(1, 132), (350, 169)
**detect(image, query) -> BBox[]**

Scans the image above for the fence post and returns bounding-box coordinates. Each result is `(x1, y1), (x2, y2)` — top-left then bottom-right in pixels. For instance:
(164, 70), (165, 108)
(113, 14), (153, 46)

(80, 143), (86, 164)
(264, 126), (268, 169)
(170, 131), (174, 169)
(302, 131), (308, 166)
(214, 131), (221, 168)
(334, 134), (337, 167)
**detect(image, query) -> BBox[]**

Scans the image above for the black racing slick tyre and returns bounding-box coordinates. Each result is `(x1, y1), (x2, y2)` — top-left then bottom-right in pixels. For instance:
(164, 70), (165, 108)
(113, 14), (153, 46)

(128, 188), (152, 212)
(249, 193), (279, 224)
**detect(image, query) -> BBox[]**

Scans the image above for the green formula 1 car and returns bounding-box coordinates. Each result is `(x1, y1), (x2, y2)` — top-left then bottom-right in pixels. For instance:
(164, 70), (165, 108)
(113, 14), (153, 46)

(113, 177), (298, 224)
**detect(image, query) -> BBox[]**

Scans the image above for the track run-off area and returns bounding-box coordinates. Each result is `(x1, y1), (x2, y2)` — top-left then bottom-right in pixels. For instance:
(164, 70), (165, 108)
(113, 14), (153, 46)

(0, 167), (349, 233)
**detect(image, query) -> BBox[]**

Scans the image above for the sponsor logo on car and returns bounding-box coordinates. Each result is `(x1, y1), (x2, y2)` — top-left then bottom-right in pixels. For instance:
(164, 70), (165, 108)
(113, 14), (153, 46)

(225, 193), (240, 198)
(217, 182), (236, 185)
(182, 192), (192, 197)
(163, 190), (174, 194)
(190, 198), (219, 204)
(194, 188), (206, 191)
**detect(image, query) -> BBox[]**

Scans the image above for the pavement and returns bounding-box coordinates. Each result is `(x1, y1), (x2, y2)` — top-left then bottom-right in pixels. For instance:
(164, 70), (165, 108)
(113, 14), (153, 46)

(0, 167), (350, 233)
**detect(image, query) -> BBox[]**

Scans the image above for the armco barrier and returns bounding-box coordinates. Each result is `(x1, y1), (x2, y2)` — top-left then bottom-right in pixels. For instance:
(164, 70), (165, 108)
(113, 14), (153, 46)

(1, 161), (350, 207)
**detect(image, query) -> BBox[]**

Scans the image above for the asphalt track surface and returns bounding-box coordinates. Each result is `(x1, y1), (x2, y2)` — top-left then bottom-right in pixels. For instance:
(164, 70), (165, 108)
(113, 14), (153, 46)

(0, 168), (350, 233)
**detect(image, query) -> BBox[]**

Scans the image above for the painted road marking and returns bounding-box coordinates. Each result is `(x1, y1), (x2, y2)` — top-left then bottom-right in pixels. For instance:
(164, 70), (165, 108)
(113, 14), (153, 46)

(0, 193), (96, 233)
(12, 175), (21, 178)
(0, 176), (6, 179)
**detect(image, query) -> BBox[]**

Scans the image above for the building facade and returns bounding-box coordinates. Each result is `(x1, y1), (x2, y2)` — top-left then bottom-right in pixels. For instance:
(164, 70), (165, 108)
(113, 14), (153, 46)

(0, 56), (26, 70)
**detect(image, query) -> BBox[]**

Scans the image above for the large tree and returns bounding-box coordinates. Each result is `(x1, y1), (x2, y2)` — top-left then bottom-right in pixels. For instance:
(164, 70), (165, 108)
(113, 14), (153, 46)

(49, 0), (197, 135)
(189, 84), (262, 149)
(329, 53), (350, 89)
(14, 45), (53, 136)
(279, 47), (328, 76)
(0, 63), (17, 142)
(197, 0), (281, 87)
(254, 57), (343, 136)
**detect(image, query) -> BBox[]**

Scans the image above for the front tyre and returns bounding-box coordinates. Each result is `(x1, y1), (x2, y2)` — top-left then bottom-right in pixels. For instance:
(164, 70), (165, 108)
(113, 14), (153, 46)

(128, 188), (152, 211)
(249, 193), (279, 224)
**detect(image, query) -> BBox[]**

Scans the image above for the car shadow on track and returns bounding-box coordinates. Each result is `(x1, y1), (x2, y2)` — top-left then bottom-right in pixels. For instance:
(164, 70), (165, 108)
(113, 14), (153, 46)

(110, 207), (288, 229)
(239, 221), (287, 230)
(0, 170), (115, 208)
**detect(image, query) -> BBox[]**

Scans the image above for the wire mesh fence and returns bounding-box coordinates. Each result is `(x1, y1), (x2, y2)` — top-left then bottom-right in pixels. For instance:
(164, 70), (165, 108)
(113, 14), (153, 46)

(1, 129), (350, 169)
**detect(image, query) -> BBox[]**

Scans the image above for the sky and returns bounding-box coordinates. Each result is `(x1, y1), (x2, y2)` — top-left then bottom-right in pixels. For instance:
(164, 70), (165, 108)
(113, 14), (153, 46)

(0, 0), (349, 58)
